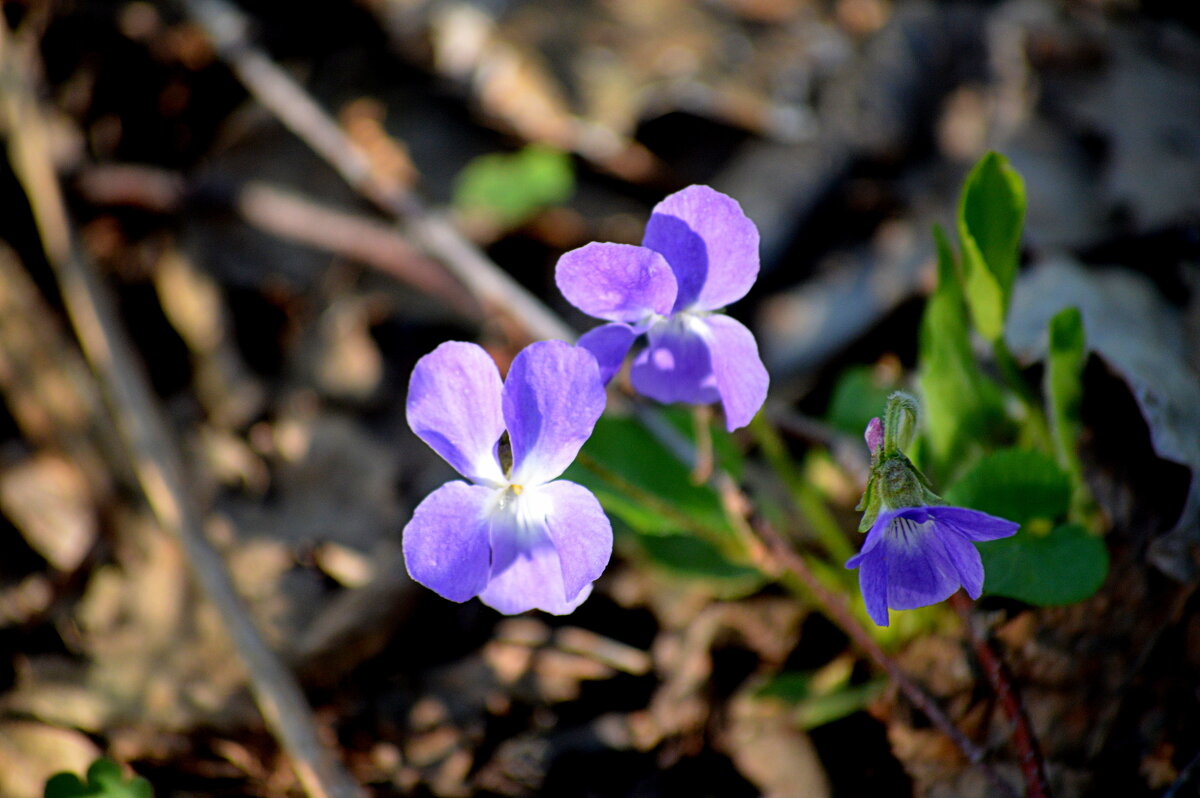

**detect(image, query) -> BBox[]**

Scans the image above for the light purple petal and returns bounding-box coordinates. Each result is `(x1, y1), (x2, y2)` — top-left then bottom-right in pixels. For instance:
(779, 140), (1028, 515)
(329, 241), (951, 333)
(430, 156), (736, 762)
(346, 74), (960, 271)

(629, 316), (719, 406)
(881, 514), (962, 611)
(577, 323), (638, 384)
(407, 341), (506, 485)
(480, 506), (590, 615)
(642, 185), (760, 312)
(402, 481), (492, 602)
(938, 531), (986, 599)
(928, 506), (1020, 541)
(702, 314), (769, 431)
(854, 548), (891, 626)
(505, 340), (606, 486)
(540, 480), (613, 601)
(556, 242), (677, 322)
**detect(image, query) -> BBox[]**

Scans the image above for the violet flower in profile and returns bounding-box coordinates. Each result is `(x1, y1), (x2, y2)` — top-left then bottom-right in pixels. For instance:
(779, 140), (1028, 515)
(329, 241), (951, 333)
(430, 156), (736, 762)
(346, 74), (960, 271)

(403, 340), (612, 615)
(555, 185), (769, 431)
(846, 506), (1019, 627)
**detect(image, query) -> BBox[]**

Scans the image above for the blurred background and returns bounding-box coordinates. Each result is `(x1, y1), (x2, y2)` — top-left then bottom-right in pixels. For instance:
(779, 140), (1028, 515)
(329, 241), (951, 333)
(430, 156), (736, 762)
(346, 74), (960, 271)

(0, 0), (1198, 795)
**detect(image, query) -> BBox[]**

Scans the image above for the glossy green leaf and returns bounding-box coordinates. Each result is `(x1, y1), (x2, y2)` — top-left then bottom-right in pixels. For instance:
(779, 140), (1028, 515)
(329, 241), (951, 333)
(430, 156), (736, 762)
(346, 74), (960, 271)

(918, 225), (1008, 480)
(562, 414), (729, 537)
(943, 447), (1070, 526)
(977, 523), (1109, 605)
(630, 530), (764, 597)
(1046, 307), (1085, 466)
(957, 151), (1025, 341)
(453, 145), (574, 228)
(45, 758), (152, 798)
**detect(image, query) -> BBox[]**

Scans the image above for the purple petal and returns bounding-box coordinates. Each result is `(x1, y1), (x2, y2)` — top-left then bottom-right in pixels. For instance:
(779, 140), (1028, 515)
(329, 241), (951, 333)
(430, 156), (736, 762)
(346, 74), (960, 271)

(480, 502), (591, 615)
(853, 548), (891, 626)
(927, 506), (1020, 541)
(402, 481), (492, 602)
(880, 514), (962, 611)
(556, 242), (677, 322)
(629, 316), (720, 406)
(407, 342), (506, 485)
(642, 185), (760, 312)
(703, 314), (769, 431)
(505, 340), (606, 486)
(541, 480), (612, 600)
(577, 323), (638, 384)
(938, 531), (986, 599)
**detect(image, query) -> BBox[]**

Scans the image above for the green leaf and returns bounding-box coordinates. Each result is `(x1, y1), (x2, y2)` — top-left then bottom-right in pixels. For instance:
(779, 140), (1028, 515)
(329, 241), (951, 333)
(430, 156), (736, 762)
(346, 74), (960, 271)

(978, 523), (1109, 605)
(45, 758), (152, 798)
(825, 365), (900, 437)
(1046, 306), (1085, 463)
(918, 225), (1008, 480)
(943, 448), (1070, 526)
(453, 145), (574, 228)
(562, 414), (729, 538)
(957, 151), (1026, 341)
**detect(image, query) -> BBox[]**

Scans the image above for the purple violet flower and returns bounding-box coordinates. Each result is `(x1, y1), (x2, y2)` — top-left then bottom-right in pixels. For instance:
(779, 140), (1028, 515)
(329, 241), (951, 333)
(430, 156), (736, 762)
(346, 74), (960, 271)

(555, 185), (769, 431)
(846, 506), (1019, 626)
(403, 340), (612, 614)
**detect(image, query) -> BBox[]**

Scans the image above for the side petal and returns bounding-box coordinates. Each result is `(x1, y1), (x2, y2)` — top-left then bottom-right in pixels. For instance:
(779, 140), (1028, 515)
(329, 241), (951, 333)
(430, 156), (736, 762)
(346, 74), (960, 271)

(642, 185), (760, 312)
(556, 242), (677, 322)
(480, 510), (590, 615)
(402, 481), (492, 602)
(505, 340), (606, 486)
(577, 323), (638, 385)
(541, 480), (613, 601)
(629, 315), (720, 406)
(928, 507), (1020, 541)
(702, 314), (769, 431)
(407, 341), (506, 485)
(854, 548), (891, 627)
(938, 531), (986, 599)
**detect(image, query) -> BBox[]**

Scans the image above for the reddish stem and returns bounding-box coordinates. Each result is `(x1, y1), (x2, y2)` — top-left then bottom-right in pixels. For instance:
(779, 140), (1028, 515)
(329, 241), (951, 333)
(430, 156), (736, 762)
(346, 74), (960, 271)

(950, 593), (1051, 798)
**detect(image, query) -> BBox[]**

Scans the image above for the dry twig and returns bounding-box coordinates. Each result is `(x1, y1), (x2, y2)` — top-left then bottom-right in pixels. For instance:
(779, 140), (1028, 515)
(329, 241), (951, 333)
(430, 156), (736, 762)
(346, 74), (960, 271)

(0, 17), (363, 798)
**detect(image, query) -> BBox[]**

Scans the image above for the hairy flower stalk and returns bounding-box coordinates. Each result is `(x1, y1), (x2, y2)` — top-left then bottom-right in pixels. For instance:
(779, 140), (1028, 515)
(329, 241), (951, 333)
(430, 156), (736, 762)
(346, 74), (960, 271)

(848, 393), (1019, 626)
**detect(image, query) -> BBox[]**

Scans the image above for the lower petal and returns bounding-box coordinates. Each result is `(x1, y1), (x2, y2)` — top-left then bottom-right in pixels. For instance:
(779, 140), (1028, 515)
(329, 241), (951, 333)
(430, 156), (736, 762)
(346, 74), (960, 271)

(939, 531), (986, 598)
(480, 533), (590, 615)
(541, 480), (612, 601)
(854, 548), (891, 627)
(403, 481), (492, 602)
(630, 316), (720, 406)
(577, 323), (638, 385)
(703, 314), (769, 431)
(883, 521), (963, 610)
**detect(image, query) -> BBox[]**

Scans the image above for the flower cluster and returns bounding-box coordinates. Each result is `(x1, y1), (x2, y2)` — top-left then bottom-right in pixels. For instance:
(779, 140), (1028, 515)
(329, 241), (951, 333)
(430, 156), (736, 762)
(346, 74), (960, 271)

(846, 394), (1019, 626)
(403, 186), (770, 614)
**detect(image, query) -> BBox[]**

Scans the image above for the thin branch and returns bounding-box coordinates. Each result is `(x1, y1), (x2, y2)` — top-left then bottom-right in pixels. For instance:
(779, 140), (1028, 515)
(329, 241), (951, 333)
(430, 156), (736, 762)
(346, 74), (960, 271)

(951, 593), (1051, 798)
(181, 0), (576, 345)
(0, 19), (363, 798)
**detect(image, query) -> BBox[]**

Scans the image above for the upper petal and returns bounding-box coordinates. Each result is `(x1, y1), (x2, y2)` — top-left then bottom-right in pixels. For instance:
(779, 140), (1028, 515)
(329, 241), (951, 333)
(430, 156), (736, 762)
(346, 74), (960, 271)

(927, 506), (1020, 541)
(402, 481), (493, 603)
(577, 322), (638, 385)
(540, 480), (613, 601)
(556, 242), (677, 322)
(702, 314), (769, 431)
(629, 315), (720, 406)
(407, 342), (507, 485)
(642, 185), (760, 312)
(505, 340), (606, 486)
(937, 531), (986, 599)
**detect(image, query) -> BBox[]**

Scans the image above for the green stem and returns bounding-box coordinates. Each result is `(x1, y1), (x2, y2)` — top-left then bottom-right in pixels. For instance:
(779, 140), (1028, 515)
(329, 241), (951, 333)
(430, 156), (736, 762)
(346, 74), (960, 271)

(992, 337), (1052, 451)
(749, 414), (856, 565)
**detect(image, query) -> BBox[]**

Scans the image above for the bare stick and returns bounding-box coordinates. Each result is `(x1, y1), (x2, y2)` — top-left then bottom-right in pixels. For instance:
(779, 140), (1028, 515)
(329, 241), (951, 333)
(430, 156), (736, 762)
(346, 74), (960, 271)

(182, 0), (575, 344)
(951, 593), (1051, 798)
(0, 20), (363, 798)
